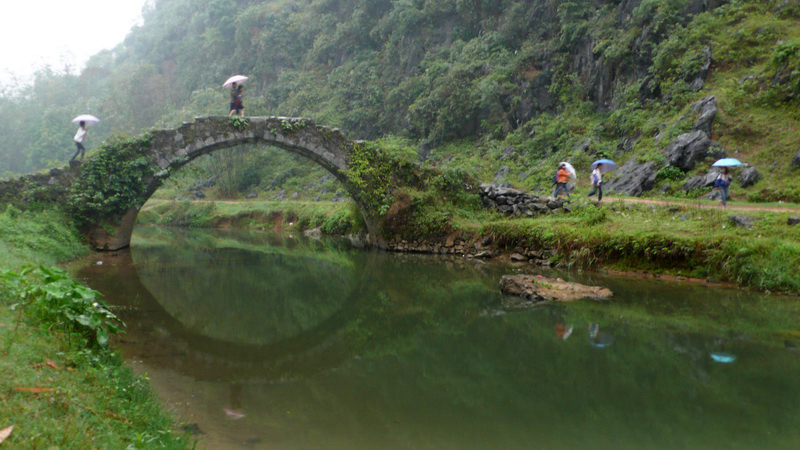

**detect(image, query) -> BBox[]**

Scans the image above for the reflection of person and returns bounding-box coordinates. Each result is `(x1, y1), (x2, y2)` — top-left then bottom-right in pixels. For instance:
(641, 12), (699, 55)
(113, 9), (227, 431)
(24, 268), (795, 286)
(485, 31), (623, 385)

(553, 164), (571, 199)
(223, 383), (246, 420)
(715, 167), (732, 207)
(554, 323), (573, 340)
(589, 323), (614, 348)
(588, 164), (603, 201)
(70, 121), (87, 161)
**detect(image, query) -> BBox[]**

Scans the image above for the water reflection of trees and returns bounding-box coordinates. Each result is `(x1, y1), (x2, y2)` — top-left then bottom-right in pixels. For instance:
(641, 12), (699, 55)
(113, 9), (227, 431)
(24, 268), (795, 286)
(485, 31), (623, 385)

(77, 227), (800, 447)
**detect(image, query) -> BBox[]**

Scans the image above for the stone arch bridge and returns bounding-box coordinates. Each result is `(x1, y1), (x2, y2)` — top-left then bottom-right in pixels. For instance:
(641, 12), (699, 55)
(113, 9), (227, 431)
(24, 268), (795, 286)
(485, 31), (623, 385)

(97, 116), (367, 250)
(1, 116), (407, 250)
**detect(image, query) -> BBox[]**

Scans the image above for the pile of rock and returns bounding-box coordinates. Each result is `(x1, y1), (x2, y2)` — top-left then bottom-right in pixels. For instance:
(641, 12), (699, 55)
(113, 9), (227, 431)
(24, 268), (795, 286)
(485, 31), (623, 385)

(479, 184), (571, 216)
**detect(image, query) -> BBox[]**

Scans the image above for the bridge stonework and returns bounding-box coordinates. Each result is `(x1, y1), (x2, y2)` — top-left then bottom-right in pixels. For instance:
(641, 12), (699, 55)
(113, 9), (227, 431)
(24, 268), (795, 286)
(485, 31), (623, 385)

(87, 116), (373, 250)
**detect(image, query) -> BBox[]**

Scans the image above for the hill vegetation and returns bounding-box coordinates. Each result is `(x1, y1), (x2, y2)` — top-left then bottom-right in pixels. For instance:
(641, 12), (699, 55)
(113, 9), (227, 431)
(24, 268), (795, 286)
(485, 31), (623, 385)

(1, 0), (798, 203)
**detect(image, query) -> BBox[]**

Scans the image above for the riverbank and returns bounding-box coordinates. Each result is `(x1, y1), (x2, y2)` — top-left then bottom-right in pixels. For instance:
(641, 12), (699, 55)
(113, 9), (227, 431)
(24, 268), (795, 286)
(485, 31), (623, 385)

(138, 198), (800, 294)
(0, 206), (189, 448)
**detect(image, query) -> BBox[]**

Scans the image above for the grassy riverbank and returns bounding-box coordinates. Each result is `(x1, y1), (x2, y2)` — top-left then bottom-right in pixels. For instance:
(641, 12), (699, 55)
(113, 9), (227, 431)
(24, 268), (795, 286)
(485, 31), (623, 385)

(0, 206), (189, 448)
(139, 198), (800, 294)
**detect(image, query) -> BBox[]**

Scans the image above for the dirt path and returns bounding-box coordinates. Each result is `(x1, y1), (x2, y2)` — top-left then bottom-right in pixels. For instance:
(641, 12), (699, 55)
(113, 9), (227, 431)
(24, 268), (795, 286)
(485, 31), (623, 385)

(603, 197), (800, 213)
(144, 197), (799, 214)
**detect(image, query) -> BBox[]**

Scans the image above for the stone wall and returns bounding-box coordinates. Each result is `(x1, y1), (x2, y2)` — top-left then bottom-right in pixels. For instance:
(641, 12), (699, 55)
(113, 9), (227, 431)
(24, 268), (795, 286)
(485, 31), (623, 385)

(0, 166), (78, 209)
(478, 183), (571, 216)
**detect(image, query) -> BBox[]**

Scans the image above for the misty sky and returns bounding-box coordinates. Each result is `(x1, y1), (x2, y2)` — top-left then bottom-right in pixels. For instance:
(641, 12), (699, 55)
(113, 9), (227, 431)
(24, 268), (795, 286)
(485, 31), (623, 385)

(0, 0), (149, 86)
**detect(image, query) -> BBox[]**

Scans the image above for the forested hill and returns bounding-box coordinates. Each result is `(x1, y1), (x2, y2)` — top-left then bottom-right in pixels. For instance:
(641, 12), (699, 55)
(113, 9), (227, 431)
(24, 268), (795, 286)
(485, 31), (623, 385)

(2, 0), (799, 201)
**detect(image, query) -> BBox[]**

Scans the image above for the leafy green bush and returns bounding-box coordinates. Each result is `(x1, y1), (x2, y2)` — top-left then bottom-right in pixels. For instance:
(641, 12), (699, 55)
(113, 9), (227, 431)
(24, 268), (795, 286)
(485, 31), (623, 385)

(66, 134), (156, 229)
(2, 265), (123, 347)
(656, 166), (685, 182)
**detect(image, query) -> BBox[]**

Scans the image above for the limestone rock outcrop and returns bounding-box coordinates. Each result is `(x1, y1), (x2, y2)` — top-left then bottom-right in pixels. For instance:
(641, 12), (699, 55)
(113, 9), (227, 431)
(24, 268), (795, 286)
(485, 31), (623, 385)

(604, 159), (659, 196)
(499, 274), (613, 308)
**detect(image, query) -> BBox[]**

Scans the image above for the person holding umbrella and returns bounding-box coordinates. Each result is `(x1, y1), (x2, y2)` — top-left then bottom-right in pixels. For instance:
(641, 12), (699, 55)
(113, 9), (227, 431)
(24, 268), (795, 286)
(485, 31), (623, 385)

(69, 114), (99, 162)
(553, 163), (572, 199)
(712, 158), (742, 207)
(224, 75), (249, 117)
(587, 159), (617, 202)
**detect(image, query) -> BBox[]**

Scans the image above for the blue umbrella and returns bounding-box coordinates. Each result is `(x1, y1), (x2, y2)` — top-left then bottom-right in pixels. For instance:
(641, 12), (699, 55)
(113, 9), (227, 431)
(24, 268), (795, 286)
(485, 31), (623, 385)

(712, 158), (743, 167)
(710, 352), (737, 363)
(591, 159), (618, 172)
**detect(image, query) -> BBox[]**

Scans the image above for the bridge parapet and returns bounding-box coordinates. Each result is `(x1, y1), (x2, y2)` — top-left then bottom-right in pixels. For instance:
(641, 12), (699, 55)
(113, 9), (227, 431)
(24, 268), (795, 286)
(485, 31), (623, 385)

(148, 117), (352, 181)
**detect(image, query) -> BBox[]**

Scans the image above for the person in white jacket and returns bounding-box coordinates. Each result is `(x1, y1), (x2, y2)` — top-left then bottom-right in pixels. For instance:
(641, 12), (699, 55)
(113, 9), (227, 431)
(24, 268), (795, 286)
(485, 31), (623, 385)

(71, 121), (87, 161)
(588, 164), (603, 201)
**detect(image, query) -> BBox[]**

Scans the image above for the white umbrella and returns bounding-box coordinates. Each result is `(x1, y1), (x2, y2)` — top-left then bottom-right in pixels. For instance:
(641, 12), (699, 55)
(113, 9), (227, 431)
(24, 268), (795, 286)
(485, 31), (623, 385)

(223, 75), (249, 87)
(71, 114), (100, 125)
(559, 162), (577, 179)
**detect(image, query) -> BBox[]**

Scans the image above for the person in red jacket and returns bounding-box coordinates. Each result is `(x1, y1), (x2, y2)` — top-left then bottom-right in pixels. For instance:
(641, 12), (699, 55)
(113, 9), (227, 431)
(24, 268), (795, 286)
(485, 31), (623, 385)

(553, 163), (571, 199)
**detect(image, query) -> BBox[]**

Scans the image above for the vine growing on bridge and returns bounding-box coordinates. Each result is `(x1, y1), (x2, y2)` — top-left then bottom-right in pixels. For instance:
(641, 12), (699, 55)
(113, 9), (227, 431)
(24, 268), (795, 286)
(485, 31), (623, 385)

(229, 116), (250, 131)
(66, 134), (156, 229)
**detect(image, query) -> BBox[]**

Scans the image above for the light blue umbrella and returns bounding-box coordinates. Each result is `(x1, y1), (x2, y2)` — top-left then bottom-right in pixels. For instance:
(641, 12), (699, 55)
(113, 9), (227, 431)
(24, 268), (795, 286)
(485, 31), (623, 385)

(712, 158), (743, 167)
(591, 159), (618, 172)
(710, 352), (737, 363)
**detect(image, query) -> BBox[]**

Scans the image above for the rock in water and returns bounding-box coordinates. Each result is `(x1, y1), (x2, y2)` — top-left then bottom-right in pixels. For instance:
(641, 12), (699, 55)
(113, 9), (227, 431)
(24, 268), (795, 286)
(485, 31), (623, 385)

(499, 274), (612, 308)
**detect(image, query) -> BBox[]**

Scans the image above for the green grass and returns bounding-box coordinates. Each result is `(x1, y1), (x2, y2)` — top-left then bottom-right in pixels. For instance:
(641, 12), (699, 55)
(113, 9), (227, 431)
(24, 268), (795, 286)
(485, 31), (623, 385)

(0, 205), (190, 448)
(478, 199), (800, 292)
(0, 206), (89, 269)
(0, 305), (188, 448)
(138, 199), (365, 235)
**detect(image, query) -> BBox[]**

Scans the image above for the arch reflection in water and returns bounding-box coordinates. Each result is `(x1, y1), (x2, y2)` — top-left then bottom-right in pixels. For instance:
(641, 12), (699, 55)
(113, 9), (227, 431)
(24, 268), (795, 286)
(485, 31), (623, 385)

(131, 227), (358, 346)
(75, 227), (800, 449)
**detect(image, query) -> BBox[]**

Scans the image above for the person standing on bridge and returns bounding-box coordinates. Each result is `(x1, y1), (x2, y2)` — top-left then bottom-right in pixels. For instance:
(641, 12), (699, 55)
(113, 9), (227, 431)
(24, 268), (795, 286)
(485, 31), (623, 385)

(71, 121), (87, 161)
(229, 84), (244, 117)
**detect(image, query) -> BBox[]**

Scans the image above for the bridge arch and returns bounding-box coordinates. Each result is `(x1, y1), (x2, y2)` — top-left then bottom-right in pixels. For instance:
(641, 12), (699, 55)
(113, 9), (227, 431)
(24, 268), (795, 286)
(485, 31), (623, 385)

(88, 116), (375, 250)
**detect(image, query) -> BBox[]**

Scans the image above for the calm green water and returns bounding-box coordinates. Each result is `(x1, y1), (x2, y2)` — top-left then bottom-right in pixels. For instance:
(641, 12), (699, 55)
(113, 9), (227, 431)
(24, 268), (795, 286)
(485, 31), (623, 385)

(74, 226), (800, 449)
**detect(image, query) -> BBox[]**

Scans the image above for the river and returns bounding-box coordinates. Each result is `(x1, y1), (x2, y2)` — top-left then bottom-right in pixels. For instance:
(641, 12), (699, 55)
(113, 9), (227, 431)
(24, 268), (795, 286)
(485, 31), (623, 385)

(72, 226), (800, 449)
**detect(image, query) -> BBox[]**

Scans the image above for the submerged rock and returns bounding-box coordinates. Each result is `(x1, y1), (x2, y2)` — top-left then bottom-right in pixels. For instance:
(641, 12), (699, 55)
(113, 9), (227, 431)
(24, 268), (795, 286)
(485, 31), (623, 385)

(303, 227), (323, 239)
(499, 274), (612, 308)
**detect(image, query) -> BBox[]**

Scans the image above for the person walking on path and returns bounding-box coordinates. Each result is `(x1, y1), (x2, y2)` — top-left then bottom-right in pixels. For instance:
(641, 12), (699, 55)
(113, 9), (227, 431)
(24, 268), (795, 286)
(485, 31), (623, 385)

(553, 163), (571, 199)
(229, 84), (244, 117)
(71, 121), (87, 161)
(588, 163), (603, 201)
(715, 167), (733, 207)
